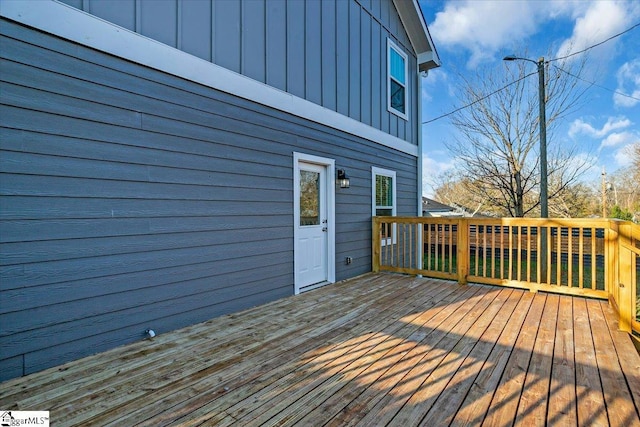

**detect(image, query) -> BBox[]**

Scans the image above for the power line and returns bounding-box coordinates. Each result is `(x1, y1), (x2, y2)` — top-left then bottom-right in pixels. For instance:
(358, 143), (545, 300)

(422, 71), (537, 124)
(552, 64), (640, 102)
(549, 22), (640, 62)
(422, 22), (640, 125)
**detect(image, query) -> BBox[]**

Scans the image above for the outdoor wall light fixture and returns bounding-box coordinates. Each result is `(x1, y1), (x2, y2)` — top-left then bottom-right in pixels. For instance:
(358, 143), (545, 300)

(337, 169), (350, 188)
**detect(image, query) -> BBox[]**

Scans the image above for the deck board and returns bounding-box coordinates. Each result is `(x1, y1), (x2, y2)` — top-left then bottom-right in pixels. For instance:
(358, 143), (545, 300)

(547, 295), (577, 426)
(514, 293), (559, 427)
(573, 297), (608, 427)
(0, 273), (638, 426)
(587, 299), (639, 427)
(482, 292), (547, 427)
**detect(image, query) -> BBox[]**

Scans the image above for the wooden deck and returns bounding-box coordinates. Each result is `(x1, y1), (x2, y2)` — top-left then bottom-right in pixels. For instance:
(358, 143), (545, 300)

(1, 273), (639, 426)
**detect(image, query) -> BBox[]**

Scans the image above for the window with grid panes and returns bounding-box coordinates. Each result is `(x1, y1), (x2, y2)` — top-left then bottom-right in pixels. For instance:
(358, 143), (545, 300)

(372, 167), (396, 245)
(387, 39), (408, 120)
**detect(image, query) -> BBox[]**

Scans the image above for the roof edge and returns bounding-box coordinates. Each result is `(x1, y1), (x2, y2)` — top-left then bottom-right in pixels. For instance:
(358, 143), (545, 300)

(392, 0), (441, 72)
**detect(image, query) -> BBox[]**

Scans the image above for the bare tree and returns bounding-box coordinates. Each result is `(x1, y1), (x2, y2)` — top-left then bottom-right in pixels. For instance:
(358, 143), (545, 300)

(432, 171), (493, 216)
(443, 52), (593, 217)
(548, 182), (595, 218)
(434, 171), (596, 218)
(608, 143), (640, 217)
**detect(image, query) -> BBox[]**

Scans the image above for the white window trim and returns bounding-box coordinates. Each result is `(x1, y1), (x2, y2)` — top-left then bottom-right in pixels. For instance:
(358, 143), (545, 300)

(372, 166), (397, 246)
(387, 38), (409, 121)
(0, 0), (419, 157)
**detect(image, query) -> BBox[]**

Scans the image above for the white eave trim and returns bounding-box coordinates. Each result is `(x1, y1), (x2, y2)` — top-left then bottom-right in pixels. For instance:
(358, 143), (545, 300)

(392, 0), (441, 73)
(0, 0), (419, 158)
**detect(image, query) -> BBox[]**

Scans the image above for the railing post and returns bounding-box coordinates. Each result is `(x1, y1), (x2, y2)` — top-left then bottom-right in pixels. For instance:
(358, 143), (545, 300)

(607, 221), (618, 295)
(457, 219), (469, 285)
(372, 217), (381, 273)
(617, 222), (632, 332)
(540, 222), (548, 284)
(417, 218), (424, 275)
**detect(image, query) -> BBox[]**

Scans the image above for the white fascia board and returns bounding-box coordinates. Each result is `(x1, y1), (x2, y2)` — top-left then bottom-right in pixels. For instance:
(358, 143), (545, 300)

(392, 0), (441, 72)
(418, 51), (441, 72)
(0, 0), (418, 158)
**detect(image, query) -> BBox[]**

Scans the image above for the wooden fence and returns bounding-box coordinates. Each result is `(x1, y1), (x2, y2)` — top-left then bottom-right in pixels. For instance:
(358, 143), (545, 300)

(372, 217), (640, 336)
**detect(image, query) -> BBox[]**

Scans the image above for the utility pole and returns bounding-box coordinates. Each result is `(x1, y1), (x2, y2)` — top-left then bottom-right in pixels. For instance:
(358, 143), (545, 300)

(601, 167), (607, 218)
(537, 57), (548, 218)
(503, 55), (549, 217)
(503, 54), (549, 281)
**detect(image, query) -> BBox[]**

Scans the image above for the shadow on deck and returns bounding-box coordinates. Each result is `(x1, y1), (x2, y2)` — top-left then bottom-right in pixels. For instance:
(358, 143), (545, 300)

(0, 273), (639, 426)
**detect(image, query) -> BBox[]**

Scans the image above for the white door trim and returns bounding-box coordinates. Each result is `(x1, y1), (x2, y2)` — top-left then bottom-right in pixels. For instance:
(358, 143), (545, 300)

(293, 152), (336, 294)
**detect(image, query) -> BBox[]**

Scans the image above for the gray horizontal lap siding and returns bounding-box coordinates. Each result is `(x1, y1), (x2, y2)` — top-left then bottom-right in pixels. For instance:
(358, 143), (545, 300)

(0, 19), (418, 379)
(58, 0), (418, 146)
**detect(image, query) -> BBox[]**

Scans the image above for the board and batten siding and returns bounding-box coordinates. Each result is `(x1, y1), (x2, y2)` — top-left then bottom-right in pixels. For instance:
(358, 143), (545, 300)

(0, 18), (418, 380)
(57, 0), (419, 146)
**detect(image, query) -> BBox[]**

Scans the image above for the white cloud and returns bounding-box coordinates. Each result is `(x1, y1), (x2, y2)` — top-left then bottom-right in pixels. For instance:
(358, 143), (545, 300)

(613, 142), (639, 167)
(569, 116), (632, 139)
(600, 131), (640, 149)
(429, 0), (540, 67)
(554, 1), (633, 61)
(614, 59), (640, 108)
(428, 1), (640, 68)
(422, 155), (454, 197)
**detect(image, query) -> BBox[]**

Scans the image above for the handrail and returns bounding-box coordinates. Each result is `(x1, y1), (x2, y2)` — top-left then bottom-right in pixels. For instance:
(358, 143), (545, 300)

(372, 216), (639, 336)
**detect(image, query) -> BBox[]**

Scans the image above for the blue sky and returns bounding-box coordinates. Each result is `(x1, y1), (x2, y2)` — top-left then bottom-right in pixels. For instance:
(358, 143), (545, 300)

(418, 0), (640, 196)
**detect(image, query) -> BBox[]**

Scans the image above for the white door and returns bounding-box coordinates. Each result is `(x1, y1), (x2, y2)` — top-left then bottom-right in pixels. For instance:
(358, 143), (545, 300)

(296, 162), (328, 290)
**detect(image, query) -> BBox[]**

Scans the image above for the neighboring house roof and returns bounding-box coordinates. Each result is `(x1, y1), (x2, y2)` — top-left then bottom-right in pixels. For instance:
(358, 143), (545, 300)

(393, 0), (441, 72)
(422, 197), (455, 213)
(422, 197), (489, 217)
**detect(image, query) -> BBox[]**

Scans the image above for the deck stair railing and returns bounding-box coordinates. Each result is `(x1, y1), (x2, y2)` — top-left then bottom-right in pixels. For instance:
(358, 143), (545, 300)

(372, 217), (640, 336)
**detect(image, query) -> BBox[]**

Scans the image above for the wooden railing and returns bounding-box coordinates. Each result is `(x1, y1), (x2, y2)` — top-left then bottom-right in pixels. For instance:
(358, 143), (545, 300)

(372, 217), (640, 335)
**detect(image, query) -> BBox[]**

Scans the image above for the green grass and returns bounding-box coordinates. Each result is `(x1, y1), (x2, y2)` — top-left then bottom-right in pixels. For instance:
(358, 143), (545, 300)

(424, 249), (639, 319)
(424, 252), (605, 289)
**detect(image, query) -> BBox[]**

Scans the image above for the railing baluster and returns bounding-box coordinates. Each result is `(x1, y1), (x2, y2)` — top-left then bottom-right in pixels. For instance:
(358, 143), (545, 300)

(547, 226), (552, 285)
(427, 223), (433, 270)
(390, 220), (394, 267)
(412, 222), (417, 270)
(482, 225), (487, 278)
(500, 225), (505, 280)
(448, 224), (453, 274)
(508, 225), (513, 281)
(557, 227), (562, 286)
(536, 224), (541, 284)
(401, 222), (404, 267)
(403, 223), (407, 268)
(568, 226), (573, 287)
(404, 223), (408, 269)
(439, 223), (443, 272)
(372, 217), (380, 272)
(408, 223), (412, 269)
(490, 224), (496, 278)
(517, 226), (522, 281)
(434, 222), (438, 271)
(440, 223), (445, 273)
(591, 227), (596, 291)
(473, 224), (479, 277)
(526, 226), (531, 283)
(579, 227), (584, 288)
(457, 219), (468, 285)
